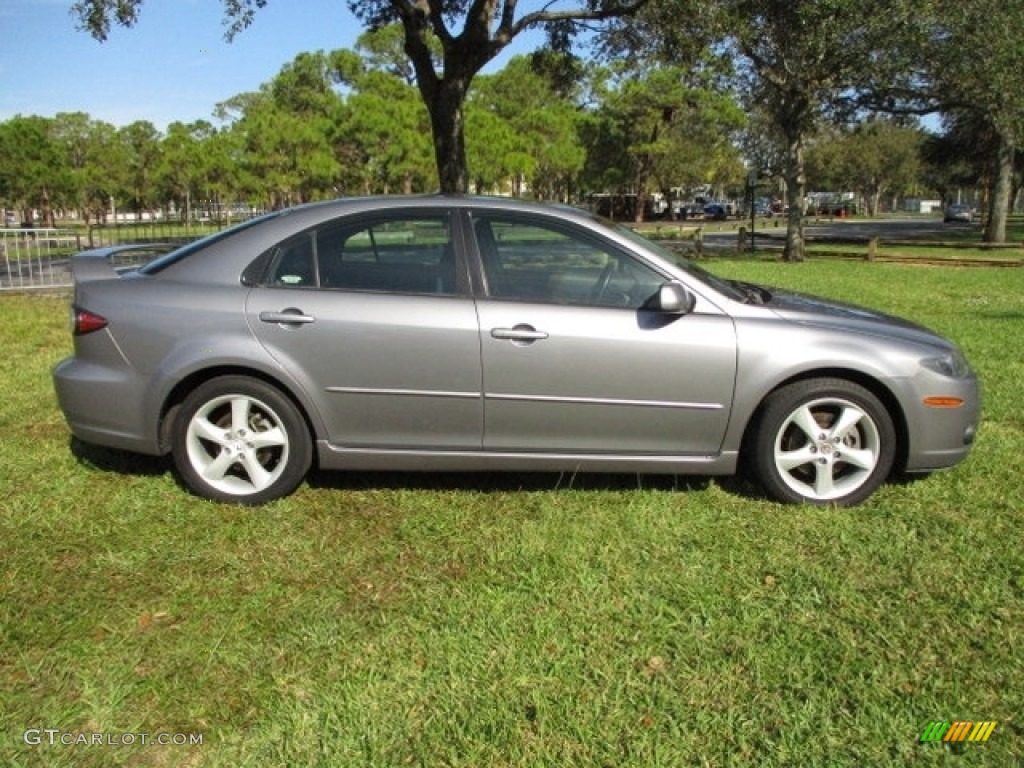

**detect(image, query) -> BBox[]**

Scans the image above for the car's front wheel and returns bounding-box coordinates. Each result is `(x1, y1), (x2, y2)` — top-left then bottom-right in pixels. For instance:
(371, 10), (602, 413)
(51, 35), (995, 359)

(172, 376), (312, 504)
(750, 378), (896, 506)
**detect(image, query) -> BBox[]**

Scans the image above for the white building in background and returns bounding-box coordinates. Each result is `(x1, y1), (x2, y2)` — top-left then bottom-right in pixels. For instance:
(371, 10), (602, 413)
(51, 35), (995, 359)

(903, 198), (943, 214)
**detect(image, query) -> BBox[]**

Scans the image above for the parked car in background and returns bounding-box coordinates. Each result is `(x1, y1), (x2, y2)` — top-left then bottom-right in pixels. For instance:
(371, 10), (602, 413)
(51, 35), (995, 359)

(54, 195), (979, 507)
(679, 204), (705, 220)
(944, 204), (973, 223)
(703, 204), (728, 221)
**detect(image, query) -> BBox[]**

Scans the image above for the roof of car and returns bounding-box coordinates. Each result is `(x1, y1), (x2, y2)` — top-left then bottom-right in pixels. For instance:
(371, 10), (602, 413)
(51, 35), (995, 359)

(280, 194), (590, 215)
(136, 195), (603, 280)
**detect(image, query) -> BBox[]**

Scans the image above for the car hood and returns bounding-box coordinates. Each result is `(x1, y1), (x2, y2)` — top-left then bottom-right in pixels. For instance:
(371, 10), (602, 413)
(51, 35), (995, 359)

(761, 286), (956, 351)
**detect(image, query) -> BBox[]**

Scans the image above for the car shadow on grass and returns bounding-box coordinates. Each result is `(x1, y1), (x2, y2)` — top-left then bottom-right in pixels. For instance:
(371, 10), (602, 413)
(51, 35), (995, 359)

(307, 468), (718, 495)
(67, 436), (772, 502)
(70, 437), (170, 477)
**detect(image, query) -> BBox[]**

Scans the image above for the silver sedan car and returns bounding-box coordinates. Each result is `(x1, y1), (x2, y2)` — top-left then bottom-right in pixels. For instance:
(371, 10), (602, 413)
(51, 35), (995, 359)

(53, 196), (979, 506)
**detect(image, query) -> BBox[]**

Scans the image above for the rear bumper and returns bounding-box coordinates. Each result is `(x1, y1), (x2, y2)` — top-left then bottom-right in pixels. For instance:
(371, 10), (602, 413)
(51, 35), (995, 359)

(52, 356), (163, 455)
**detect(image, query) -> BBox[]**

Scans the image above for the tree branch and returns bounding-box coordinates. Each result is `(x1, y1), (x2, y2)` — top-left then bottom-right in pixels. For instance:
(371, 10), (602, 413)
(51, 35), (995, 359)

(501, 0), (650, 46)
(389, 0), (441, 97)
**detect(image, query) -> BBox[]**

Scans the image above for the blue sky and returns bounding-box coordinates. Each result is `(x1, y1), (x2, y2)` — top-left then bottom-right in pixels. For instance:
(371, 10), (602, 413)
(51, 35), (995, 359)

(0, 0), (540, 131)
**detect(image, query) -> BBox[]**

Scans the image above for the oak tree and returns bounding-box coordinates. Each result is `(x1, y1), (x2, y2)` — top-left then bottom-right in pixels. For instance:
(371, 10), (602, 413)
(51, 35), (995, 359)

(71, 0), (650, 193)
(925, 0), (1024, 241)
(805, 119), (924, 217)
(608, 0), (928, 259)
(0, 116), (64, 226)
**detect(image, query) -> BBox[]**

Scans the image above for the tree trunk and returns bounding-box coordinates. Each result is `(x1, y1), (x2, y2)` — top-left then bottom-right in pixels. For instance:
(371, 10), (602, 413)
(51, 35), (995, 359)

(984, 131), (1013, 243)
(41, 188), (54, 227)
(426, 80), (470, 194)
(870, 187), (884, 217)
(782, 131), (806, 262)
(634, 187), (648, 223)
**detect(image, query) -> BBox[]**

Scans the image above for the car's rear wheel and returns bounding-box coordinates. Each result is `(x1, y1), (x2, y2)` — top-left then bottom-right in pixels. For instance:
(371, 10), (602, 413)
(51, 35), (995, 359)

(751, 378), (896, 506)
(172, 376), (311, 504)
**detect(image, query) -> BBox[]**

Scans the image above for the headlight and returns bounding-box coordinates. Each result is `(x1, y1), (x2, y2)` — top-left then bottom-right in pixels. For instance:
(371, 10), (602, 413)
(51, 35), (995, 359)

(921, 350), (972, 378)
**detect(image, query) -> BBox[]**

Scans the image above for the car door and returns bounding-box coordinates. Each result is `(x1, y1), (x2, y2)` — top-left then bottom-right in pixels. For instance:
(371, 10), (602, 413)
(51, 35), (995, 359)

(470, 212), (737, 455)
(246, 211), (483, 450)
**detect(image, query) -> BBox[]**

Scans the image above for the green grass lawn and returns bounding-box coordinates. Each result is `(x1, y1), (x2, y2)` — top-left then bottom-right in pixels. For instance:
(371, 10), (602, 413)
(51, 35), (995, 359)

(2, 260), (1022, 766)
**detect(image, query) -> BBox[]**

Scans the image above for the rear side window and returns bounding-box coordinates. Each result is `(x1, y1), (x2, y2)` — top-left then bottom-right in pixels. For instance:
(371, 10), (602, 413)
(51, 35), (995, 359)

(261, 215), (456, 295)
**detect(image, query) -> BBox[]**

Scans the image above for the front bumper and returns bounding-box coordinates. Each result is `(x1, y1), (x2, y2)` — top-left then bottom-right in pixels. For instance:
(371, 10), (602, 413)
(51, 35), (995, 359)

(902, 373), (980, 472)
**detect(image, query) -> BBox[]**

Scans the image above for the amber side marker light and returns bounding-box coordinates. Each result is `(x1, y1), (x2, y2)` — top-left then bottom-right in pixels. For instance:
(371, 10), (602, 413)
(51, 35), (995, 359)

(923, 396), (964, 408)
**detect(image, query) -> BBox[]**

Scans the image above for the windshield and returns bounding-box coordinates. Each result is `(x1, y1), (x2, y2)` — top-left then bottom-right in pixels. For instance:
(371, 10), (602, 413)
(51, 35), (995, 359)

(604, 221), (748, 302)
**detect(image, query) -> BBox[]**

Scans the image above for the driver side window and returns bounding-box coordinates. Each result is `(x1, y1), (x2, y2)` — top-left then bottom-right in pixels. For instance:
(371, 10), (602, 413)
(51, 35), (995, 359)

(474, 216), (663, 308)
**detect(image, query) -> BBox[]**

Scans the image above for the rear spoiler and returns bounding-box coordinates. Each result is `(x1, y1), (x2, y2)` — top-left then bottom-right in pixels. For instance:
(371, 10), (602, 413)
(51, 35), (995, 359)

(71, 244), (178, 283)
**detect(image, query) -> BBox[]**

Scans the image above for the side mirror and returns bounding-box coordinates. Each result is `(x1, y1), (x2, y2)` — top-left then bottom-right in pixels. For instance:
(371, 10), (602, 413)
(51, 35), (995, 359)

(646, 281), (695, 314)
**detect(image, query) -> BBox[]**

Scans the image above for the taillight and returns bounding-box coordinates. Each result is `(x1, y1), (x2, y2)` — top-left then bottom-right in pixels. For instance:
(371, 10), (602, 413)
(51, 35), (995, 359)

(73, 306), (108, 336)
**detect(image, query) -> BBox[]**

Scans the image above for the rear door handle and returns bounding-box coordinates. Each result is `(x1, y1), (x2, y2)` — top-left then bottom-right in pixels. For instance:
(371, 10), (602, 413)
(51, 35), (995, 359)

(259, 309), (315, 326)
(491, 325), (549, 343)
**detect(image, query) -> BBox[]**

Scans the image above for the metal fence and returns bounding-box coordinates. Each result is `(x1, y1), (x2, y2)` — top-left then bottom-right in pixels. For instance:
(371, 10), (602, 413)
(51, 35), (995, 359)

(1, 228), (83, 290)
(1, 227), (203, 291)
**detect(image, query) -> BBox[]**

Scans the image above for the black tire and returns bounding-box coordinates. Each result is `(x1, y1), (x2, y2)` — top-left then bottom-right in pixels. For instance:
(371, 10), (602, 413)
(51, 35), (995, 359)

(171, 376), (312, 504)
(750, 378), (896, 506)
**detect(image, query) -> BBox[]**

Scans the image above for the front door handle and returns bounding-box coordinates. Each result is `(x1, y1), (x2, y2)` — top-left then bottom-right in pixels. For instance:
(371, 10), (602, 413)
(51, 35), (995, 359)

(259, 309), (315, 326)
(491, 324), (549, 343)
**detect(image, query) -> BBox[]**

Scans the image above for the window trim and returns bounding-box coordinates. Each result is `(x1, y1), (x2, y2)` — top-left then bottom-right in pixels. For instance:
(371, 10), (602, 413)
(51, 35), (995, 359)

(465, 209), (671, 308)
(249, 208), (470, 297)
